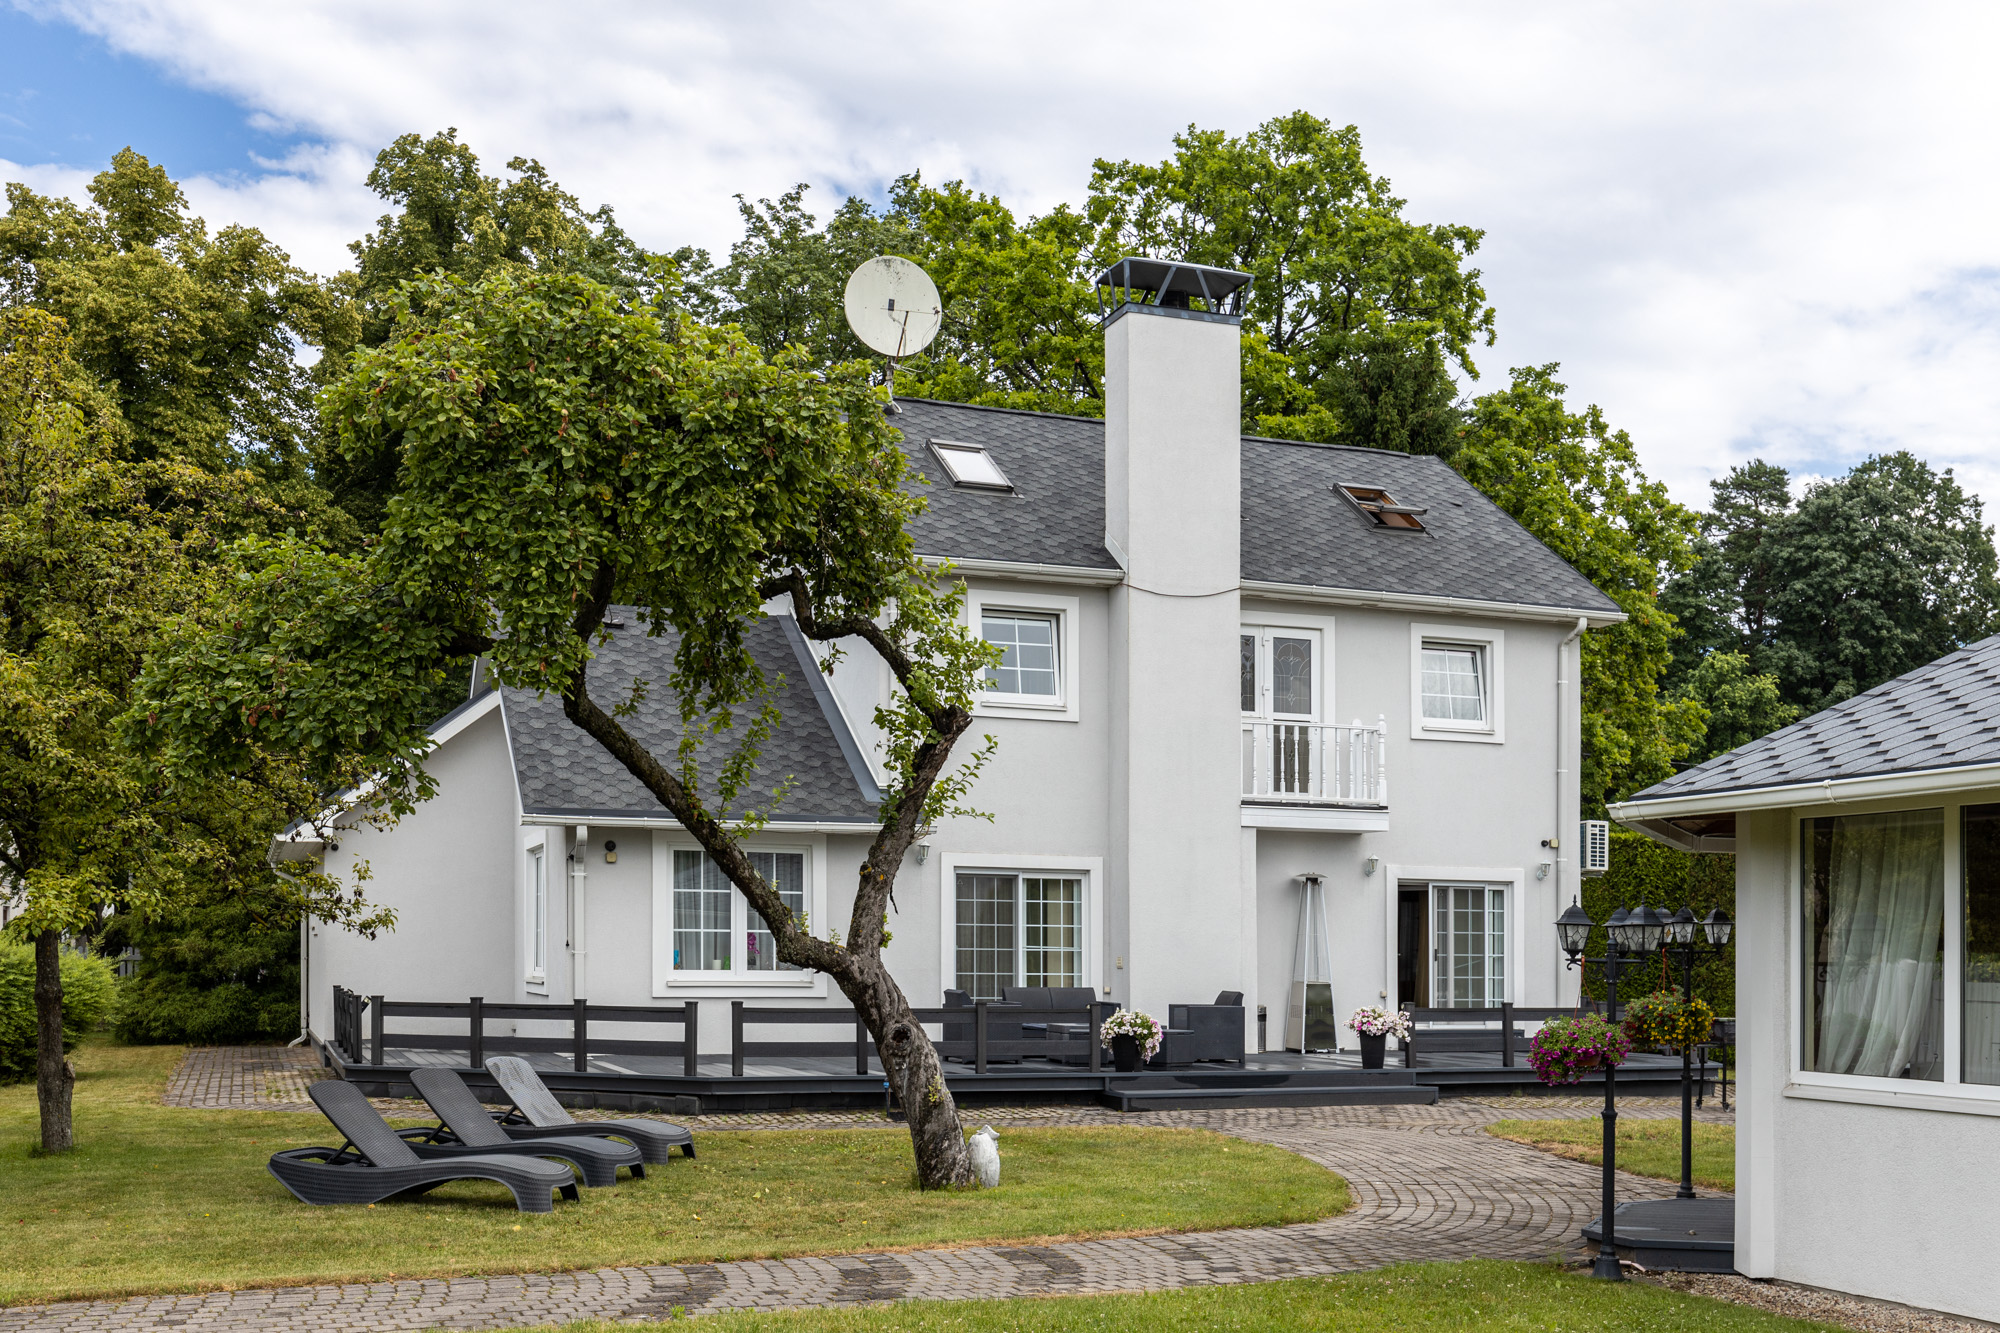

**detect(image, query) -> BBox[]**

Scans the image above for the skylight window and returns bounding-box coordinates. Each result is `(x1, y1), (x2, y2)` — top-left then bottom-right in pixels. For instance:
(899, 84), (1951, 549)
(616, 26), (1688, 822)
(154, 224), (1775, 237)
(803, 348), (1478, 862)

(930, 440), (1013, 492)
(1336, 484), (1427, 531)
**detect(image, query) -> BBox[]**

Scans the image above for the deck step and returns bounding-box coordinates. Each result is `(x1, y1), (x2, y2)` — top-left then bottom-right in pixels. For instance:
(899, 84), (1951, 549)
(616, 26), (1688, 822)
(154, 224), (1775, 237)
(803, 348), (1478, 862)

(1101, 1084), (1440, 1111)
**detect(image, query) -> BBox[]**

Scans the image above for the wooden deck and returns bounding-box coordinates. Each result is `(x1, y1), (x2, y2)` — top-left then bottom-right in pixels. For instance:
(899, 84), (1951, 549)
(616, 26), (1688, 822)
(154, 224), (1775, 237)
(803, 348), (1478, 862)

(326, 1042), (1710, 1114)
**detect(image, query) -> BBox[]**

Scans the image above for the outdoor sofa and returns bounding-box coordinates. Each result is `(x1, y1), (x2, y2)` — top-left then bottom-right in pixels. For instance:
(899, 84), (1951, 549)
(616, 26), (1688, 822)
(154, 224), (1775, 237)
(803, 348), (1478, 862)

(484, 1056), (696, 1162)
(1155, 990), (1247, 1066)
(406, 1068), (645, 1186)
(268, 1079), (579, 1212)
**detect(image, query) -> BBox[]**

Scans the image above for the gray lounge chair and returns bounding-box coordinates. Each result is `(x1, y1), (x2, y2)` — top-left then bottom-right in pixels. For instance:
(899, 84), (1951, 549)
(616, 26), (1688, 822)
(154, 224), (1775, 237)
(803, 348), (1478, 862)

(484, 1056), (695, 1162)
(268, 1080), (579, 1212)
(406, 1068), (645, 1187)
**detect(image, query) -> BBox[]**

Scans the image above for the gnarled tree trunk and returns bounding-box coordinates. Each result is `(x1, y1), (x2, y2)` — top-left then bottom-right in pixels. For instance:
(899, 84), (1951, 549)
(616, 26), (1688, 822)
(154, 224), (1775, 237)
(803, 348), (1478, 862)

(34, 929), (73, 1154)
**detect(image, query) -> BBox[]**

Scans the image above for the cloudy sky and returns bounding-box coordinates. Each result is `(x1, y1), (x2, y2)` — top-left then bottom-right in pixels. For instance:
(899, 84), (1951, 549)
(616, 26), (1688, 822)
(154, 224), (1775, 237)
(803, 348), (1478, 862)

(4, 1), (1997, 516)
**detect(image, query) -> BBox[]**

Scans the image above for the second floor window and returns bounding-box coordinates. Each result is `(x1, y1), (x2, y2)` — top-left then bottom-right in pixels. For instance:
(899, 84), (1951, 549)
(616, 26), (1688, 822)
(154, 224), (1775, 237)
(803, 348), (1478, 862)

(1421, 644), (1486, 724)
(983, 612), (1059, 699)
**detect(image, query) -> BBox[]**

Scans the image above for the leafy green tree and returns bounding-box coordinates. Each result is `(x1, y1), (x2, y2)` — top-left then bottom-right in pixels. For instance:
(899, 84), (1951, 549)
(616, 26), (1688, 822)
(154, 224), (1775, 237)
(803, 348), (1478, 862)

(1663, 454), (2000, 716)
(1452, 365), (1706, 810)
(330, 129), (709, 530)
(139, 271), (1000, 1188)
(1088, 112), (1493, 451)
(0, 149), (352, 479)
(1669, 652), (1799, 768)
(708, 185), (912, 365)
(0, 309), (379, 1150)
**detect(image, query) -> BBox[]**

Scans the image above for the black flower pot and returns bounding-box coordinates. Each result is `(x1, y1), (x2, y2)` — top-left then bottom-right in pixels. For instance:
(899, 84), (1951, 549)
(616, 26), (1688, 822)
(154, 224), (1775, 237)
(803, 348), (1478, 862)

(1111, 1033), (1143, 1073)
(1358, 1032), (1387, 1070)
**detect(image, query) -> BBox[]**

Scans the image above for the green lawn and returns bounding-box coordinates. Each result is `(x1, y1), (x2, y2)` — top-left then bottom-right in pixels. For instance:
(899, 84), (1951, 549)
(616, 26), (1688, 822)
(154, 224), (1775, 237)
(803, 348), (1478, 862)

(508, 1259), (1840, 1331)
(0, 1042), (1346, 1306)
(1488, 1117), (1734, 1192)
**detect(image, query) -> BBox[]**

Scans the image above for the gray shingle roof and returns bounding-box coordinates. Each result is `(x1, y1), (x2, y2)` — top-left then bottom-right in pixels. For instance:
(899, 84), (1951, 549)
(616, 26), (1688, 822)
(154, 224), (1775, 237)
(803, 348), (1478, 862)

(891, 398), (1617, 613)
(501, 611), (880, 822)
(1624, 634), (2000, 806)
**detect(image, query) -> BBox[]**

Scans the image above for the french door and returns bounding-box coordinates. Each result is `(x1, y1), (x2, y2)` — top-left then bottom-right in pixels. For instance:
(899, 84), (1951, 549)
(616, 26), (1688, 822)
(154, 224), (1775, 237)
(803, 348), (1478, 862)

(1431, 883), (1507, 1008)
(1240, 626), (1321, 796)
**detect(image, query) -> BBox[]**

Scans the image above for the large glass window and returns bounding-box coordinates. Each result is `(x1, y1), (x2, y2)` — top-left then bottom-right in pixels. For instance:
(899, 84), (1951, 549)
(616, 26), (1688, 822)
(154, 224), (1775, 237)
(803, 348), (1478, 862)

(982, 613), (1058, 698)
(1421, 645), (1486, 723)
(672, 849), (806, 975)
(1432, 884), (1506, 1008)
(1801, 809), (1944, 1081)
(956, 872), (1085, 999)
(1963, 805), (2000, 1084)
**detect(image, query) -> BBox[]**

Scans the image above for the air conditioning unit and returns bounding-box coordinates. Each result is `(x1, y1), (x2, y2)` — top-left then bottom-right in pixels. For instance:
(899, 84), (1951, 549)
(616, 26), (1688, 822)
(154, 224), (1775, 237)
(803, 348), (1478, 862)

(1580, 819), (1611, 876)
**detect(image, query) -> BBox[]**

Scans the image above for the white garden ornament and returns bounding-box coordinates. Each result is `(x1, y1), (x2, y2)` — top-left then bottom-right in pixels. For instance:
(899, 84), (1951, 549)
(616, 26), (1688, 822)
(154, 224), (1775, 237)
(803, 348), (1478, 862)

(968, 1124), (1001, 1188)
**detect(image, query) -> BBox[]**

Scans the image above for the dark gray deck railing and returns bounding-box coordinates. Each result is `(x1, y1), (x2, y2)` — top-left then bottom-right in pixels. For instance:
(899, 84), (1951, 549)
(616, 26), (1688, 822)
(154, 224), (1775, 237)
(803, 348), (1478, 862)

(331, 988), (697, 1075)
(330, 987), (1112, 1078)
(726, 1001), (1110, 1076)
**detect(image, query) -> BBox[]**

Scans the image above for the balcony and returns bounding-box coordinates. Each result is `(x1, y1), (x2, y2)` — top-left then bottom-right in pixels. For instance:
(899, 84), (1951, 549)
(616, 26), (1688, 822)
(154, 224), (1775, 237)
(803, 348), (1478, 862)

(1241, 718), (1389, 832)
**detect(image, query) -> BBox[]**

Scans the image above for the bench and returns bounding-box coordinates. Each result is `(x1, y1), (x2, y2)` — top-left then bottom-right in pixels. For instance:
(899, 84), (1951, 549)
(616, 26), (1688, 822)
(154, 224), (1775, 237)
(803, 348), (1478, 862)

(1399, 1003), (1575, 1068)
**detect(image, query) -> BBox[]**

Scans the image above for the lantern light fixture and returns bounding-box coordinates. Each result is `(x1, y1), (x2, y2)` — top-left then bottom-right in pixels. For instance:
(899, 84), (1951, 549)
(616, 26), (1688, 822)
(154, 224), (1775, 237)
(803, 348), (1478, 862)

(1555, 897), (1594, 961)
(1702, 908), (1733, 947)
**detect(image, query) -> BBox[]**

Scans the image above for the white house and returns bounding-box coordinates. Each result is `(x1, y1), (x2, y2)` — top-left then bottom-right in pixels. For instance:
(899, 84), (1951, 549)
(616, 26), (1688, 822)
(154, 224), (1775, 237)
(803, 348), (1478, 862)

(1612, 635), (2000, 1324)
(293, 259), (1623, 1062)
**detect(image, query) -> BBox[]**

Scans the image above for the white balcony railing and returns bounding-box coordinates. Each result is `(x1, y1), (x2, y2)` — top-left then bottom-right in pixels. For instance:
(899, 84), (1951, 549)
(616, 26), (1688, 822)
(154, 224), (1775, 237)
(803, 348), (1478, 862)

(1241, 717), (1388, 807)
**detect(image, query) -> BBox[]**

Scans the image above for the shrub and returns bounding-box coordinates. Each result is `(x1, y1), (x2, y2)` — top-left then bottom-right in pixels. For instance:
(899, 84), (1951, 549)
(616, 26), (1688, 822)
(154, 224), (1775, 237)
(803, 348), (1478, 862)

(103, 897), (299, 1045)
(0, 942), (119, 1082)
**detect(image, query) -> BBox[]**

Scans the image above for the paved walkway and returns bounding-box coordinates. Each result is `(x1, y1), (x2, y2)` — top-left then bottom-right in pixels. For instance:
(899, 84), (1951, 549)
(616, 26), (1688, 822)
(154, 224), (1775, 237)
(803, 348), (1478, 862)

(4, 1048), (1733, 1330)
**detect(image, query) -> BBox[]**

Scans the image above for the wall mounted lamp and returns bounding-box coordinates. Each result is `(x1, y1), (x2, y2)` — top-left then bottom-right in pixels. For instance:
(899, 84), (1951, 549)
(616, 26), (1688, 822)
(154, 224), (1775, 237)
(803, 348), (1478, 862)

(1363, 856), (1379, 876)
(1537, 861), (1552, 880)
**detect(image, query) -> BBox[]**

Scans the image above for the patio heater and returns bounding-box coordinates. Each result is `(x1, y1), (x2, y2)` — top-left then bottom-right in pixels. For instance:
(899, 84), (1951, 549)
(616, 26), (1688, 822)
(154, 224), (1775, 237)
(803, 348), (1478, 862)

(1285, 872), (1338, 1053)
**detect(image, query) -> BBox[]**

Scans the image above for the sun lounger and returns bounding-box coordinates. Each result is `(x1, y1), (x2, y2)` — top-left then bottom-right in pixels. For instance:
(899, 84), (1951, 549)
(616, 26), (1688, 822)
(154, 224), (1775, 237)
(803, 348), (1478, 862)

(406, 1068), (644, 1187)
(268, 1080), (579, 1212)
(485, 1055), (695, 1162)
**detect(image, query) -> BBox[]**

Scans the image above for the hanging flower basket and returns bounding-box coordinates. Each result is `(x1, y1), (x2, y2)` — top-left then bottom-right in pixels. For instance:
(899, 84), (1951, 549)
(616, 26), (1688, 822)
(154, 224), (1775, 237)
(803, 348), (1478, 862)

(1527, 1014), (1632, 1086)
(1623, 987), (1717, 1052)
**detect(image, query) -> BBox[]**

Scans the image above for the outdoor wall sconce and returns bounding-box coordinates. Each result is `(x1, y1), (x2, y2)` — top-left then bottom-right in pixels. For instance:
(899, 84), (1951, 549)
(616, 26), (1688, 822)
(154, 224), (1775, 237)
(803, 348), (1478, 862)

(915, 843), (931, 864)
(1537, 861), (1552, 880)
(1363, 856), (1379, 876)
(603, 840), (617, 865)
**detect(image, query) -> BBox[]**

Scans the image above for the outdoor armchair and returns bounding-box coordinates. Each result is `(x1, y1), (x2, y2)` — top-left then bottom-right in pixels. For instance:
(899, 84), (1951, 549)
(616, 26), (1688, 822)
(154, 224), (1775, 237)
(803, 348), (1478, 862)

(483, 1056), (695, 1163)
(407, 1068), (645, 1187)
(1158, 991), (1247, 1066)
(268, 1079), (579, 1213)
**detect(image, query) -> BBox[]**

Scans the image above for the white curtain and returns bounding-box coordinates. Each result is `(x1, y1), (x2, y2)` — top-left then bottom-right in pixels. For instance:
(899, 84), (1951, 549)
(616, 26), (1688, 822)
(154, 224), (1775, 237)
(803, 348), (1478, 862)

(1812, 809), (1944, 1079)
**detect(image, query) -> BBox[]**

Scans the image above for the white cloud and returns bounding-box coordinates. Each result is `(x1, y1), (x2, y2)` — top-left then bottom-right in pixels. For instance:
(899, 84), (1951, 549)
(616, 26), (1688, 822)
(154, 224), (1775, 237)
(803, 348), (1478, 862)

(9, 0), (2000, 518)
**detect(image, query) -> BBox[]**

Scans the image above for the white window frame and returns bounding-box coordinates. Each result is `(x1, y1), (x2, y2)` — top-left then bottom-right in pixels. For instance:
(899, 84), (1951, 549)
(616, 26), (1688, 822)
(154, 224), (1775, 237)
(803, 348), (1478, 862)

(937, 852), (1104, 998)
(966, 586), (1082, 723)
(1429, 881), (1510, 1008)
(522, 830), (550, 992)
(650, 831), (830, 998)
(1410, 622), (1505, 743)
(1381, 863), (1525, 1011)
(1779, 791), (2000, 1116)
(1240, 624), (1325, 723)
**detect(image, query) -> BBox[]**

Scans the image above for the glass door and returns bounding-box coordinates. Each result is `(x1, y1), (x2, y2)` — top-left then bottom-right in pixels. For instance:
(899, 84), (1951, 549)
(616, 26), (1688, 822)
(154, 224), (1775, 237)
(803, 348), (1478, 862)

(1240, 627), (1321, 797)
(1432, 883), (1506, 1008)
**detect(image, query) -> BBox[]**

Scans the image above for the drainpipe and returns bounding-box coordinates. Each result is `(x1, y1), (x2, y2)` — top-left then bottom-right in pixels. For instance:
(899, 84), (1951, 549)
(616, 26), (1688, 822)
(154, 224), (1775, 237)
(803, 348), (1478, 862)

(1554, 616), (1589, 1002)
(569, 825), (589, 999)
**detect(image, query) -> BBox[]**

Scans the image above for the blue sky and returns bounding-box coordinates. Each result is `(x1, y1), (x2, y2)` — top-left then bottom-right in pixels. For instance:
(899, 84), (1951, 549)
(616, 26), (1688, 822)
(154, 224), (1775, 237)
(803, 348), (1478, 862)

(0, 7), (316, 180)
(3, 0), (1998, 517)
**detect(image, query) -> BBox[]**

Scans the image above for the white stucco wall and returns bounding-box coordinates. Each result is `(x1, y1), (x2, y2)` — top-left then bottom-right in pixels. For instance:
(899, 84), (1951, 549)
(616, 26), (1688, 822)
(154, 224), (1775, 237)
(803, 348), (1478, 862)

(1735, 803), (2000, 1323)
(307, 702), (519, 1041)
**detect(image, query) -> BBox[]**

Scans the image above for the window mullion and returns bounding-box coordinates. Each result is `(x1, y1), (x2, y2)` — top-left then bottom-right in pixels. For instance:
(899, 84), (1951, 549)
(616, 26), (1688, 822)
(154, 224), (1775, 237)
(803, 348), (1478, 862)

(1946, 803), (1964, 1085)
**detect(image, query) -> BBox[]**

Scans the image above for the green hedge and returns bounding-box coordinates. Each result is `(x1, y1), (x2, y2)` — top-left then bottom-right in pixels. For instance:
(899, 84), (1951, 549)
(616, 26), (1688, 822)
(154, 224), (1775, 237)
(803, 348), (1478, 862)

(1576, 830), (1735, 1016)
(0, 943), (119, 1082)
(106, 897), (299, 1045)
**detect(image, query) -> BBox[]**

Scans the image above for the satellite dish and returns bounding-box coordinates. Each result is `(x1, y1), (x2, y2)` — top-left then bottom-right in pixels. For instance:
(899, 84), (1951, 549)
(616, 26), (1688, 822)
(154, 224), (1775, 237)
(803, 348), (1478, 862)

(844, 256), (942, 360)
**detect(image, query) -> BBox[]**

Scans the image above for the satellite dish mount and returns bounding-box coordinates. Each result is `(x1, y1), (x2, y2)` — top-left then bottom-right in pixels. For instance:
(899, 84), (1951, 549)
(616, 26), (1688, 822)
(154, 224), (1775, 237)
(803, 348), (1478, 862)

(843, 256), (942, 412)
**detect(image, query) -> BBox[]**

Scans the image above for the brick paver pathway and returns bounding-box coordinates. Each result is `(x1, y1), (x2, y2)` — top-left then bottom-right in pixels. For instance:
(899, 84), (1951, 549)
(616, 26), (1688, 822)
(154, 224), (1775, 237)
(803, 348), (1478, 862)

(0, 1048), (1731, 1330)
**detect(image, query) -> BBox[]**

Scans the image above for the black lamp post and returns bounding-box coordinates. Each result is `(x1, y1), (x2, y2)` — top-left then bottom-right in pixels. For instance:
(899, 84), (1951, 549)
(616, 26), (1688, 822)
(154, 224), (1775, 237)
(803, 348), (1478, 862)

(1661, 904), (1733, 1200)
(1556, 895), (1664, 1280)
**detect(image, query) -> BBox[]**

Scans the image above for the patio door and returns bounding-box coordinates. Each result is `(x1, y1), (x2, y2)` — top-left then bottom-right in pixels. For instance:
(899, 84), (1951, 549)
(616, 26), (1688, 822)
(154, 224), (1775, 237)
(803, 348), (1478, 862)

(1240, 626), (1321, 797)
(1430, 883), (1507, 1008)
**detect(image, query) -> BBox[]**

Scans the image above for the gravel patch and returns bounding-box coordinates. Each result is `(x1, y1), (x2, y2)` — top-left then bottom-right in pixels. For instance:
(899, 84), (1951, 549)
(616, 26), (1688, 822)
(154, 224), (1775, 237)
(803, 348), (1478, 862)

(1652, 1273), (1996, 1333)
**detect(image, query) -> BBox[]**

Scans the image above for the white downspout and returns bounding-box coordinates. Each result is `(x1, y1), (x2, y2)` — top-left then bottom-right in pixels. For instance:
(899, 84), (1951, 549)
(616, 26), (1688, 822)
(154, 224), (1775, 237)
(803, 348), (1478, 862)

(569, 825), (589, 1000)
(1554, 616), (1588, 1002)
